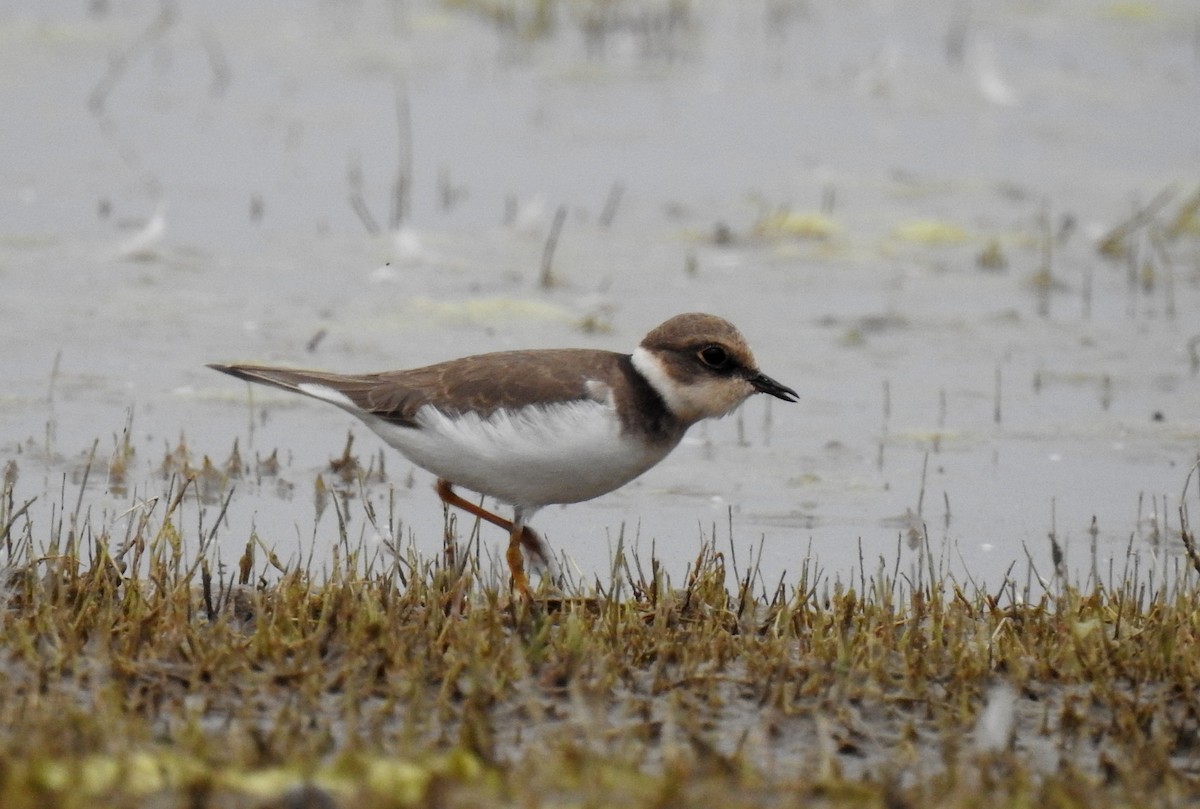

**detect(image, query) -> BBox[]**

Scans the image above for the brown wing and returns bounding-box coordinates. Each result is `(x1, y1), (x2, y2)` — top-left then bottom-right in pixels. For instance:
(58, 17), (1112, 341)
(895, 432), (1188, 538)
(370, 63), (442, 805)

(208, 349), (627, 427)
(365, 349), (630, 420)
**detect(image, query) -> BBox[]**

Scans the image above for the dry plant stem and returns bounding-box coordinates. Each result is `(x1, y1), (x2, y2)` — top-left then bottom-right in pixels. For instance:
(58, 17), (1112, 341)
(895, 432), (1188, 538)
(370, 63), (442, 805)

(347, 152), (381, 235)
(87, 0), (178, 117)
(1149, 227), (1177, 318)
(389, 75), (413, 230)
(599, 180), (624, 227)
(1098, 183), (1179, 257)
(198, 27), (232, 98)
(539, 204), (568, 288)
(0, 496), (36, 550)
(1178, 460), (1200, 576)
(916, 451), (929, 519)
(993, 364), (1002, 424)
(2, 520), (1200, 807)
(4, 430), (1200, 806)
(1038, 199), (1052, 318)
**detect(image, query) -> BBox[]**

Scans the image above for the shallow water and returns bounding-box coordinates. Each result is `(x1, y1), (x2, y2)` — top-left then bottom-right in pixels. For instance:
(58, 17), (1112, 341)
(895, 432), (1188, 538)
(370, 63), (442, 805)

(2, 0), (1199, 590)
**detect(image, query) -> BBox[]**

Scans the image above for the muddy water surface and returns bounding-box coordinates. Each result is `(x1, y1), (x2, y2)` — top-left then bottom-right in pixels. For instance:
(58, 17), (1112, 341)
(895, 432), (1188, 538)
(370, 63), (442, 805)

(2, 1), (1199, 591)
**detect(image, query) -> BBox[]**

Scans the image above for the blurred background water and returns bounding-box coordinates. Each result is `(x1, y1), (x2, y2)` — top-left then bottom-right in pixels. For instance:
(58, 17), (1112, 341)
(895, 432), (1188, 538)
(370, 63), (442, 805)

(2, 0), (1199, 591)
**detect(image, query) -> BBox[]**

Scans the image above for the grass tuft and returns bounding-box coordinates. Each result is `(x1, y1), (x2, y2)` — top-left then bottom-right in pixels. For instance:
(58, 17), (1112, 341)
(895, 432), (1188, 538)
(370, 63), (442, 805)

(0, 457), (1199, 807)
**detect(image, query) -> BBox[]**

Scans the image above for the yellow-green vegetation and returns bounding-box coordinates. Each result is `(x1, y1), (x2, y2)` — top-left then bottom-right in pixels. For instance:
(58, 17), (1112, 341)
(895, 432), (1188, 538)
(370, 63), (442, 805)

(889, 219), (971, 246)
(1, 459), (1199, 808)
(754, 211), (840, 241)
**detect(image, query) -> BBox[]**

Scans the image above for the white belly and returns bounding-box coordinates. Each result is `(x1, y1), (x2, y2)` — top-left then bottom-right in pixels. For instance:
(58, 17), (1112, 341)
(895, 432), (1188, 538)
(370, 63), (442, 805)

(361, 400), (676, 509)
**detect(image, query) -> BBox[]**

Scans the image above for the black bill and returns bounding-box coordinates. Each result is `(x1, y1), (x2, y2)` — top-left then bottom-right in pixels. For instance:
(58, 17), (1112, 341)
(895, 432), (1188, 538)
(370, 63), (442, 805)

(748, 372), (798, 403)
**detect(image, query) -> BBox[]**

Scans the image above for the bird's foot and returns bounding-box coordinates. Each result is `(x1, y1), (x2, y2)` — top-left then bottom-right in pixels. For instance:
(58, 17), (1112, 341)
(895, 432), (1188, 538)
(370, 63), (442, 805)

(506, 527), (533, 602)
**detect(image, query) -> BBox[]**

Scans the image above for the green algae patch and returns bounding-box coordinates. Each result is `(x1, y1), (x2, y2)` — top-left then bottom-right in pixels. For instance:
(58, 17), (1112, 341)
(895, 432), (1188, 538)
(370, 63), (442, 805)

(890, 219), (972, 245)
(754, 211), (841, 241)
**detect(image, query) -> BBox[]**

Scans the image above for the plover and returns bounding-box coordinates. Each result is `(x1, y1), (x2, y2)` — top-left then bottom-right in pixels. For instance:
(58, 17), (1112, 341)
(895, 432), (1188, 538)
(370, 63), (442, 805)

(209, 312), (796, 597)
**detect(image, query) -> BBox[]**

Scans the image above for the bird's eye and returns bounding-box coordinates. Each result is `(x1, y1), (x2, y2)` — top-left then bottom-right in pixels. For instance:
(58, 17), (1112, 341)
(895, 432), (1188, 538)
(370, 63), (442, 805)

(699, 345), (729, 369)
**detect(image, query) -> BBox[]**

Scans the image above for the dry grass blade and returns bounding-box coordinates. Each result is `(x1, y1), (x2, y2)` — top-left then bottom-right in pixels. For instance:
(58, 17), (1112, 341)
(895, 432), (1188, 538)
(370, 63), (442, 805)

(0, 471), (1198, 808)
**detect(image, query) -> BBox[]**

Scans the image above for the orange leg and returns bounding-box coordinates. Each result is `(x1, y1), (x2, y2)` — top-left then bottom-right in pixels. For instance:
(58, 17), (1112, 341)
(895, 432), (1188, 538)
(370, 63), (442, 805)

(436, 478), (511, 531)
(435, 479), (546, 597)
(505, 525), (532, 601)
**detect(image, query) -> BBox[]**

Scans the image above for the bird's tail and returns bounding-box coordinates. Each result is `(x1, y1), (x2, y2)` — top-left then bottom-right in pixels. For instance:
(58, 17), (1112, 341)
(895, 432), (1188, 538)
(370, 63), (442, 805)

(208, 363), (319, 392)
(207, 363), (377, 410)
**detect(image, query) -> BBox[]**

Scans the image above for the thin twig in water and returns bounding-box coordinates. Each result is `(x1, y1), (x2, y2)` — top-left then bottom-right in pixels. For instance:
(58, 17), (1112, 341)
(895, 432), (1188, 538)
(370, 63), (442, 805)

(47, 350), (62, 406)
(599, 181), (624, 227)
(539, 205), (568, 288)
(1098, 184), (1179, 259)
(916, 452), (929, 520)
(1178, 461), (1200, 576)
(1037, 199), (1052, 318)
(1040, 501), (1064, 599)
(993, 365), (1002, 424)
(199, 27), (232, 98)
(347, 153), (381, 235)
(88, 0), (179, 117)
(73, 440), (100, 530)
(1082, 261), (1093, 319)
(389, 75), (413, 230)
(0, 497), (37, 552)
(306, 329), (328, 353)
(1149, 227), (1177, 319)
(944, 1), (970, 65)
